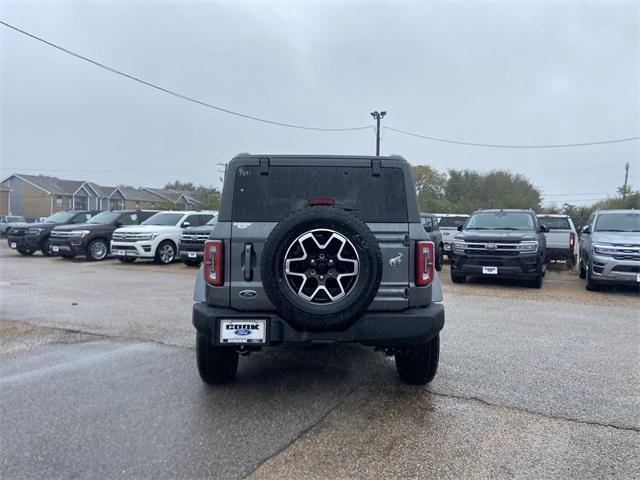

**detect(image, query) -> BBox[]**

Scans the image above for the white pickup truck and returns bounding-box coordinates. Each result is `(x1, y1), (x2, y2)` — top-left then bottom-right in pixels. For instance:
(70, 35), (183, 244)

(537, 214), (577, 267)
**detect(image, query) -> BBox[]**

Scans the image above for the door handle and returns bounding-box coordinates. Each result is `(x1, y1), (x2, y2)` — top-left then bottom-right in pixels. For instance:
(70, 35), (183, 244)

(242, 243), (254, 282)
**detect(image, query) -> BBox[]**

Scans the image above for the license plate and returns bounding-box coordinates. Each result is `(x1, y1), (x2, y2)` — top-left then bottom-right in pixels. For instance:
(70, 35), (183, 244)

(188, 252), (197, 258)
(10, 242), (16, 249)
(636, 274), (640, 283)
(115, 250), (125, 256)
(52, 246), (59, 252)
(220, 320), (266, 344)
(482, 266), (498, 275)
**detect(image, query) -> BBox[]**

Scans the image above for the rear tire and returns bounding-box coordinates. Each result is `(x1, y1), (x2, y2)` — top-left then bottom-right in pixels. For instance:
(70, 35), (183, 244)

(435, 244), (444, 271)
(529, 272), (543, 289)
(578, 256), (586, 279)
(183, 258), (202, 267)
(196, 333), (239, 384)
(395, 334), (440, 385)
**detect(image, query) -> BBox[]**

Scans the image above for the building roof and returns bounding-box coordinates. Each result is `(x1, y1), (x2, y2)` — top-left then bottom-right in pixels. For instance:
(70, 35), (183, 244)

(111, 186), (160, 202)
(143, 188), (182, 202)
(86, 182), (116, 197)
(6, 174), (83, 195)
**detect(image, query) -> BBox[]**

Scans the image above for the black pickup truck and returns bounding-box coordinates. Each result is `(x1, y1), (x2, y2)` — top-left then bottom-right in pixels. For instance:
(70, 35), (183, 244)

(450, 209), (547, 288)
(7, 210), (99, 256)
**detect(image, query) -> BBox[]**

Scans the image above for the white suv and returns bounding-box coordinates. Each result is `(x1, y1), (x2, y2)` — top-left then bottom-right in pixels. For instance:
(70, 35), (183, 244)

(111, 211), (215, 264)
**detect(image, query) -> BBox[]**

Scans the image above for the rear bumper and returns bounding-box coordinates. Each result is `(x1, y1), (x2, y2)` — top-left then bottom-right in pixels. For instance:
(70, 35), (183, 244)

(179, 242), (204, 260)
(193, 303), (445, 347)
(451, 252), (540, 278)
(546, 247), (575, 261)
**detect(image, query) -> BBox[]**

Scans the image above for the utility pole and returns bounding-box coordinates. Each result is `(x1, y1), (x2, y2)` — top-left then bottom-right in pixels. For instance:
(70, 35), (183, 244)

(370, 111), (386, 156)
(622, 162), (629, 200)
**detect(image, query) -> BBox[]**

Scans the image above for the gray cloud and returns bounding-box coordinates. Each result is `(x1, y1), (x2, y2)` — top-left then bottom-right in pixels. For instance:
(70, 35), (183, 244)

(1, 1), (638, 205)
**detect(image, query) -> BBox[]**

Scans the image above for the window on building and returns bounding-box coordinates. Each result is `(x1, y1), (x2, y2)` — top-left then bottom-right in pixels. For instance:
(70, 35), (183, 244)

(56, 197), (62, 207)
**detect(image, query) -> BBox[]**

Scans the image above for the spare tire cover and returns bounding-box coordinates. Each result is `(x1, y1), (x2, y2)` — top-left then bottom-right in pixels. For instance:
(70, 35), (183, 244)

(260, 206), (382, 331)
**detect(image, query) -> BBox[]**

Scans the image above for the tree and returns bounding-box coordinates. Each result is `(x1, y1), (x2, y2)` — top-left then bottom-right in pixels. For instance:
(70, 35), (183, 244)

(164, 180), (221, 211)
(410, 165), (450, 212)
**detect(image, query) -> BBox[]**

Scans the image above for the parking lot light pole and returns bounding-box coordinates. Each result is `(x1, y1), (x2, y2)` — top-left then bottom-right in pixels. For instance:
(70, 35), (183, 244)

(370, 111), (387, 156)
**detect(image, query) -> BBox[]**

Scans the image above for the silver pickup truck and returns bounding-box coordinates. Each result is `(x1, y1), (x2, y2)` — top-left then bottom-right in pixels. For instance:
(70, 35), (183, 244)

(537, 214), (577, 267)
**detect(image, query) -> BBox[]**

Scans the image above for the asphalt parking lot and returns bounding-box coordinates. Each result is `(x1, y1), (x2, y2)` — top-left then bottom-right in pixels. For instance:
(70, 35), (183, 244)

(1, 244), (638, 479)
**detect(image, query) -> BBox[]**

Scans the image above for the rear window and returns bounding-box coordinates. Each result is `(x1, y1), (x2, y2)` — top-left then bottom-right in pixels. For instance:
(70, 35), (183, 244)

(538, 216), (571, 230)
(438, 216), (468, 228)
(231, 166), (408, 222)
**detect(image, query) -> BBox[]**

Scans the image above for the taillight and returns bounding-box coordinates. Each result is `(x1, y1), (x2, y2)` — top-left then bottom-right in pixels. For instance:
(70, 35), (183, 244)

(416, 241), (435, 286)
(569, 232), (576, 250)
(203, 240), (224, 286)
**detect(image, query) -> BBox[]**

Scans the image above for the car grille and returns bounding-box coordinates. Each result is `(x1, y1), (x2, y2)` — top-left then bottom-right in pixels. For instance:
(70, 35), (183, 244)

(462, 242), (521, 256)
(112, 232), (149, 242)
(50, 231), (76, 239)
(181, 234), (209, 245)
(607, 244), (640, 261)
(8, 228), (27, 237)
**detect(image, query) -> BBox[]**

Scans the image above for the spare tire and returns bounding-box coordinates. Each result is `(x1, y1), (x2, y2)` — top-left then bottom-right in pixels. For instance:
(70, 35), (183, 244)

(261, 206), (382, 331)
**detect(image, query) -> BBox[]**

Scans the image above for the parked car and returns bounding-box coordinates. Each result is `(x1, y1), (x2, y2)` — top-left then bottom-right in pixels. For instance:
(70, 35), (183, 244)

(49, 210), (158, 260)
(7, 210), (100, 256)
(111, 211), (215, 265)
(450, 209), (547, 288)
(192, 154), (444, 385)
(578, 209), (640, 291)
(436, 214), (469, 258)
(0, 215), (26, 235)
(537, 214), (577, 267)
(179, 213), (218, 266)
(420, 213), (444, 271)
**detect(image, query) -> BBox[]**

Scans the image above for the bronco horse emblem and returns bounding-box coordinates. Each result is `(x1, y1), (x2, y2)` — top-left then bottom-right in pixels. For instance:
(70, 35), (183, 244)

(389, 252), (403, 268)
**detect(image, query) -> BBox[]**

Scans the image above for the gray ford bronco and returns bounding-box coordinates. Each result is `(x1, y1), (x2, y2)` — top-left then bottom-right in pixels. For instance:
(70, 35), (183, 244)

(192, 154), (445, 385)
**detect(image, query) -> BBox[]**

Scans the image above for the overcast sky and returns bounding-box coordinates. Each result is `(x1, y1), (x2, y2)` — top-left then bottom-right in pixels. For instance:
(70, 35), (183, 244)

(1, 1), (638, 206)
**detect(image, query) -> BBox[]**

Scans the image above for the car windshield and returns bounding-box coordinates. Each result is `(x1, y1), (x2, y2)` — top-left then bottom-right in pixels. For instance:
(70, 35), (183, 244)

(206, 215), (218, 226)
(438, 216), (468, 228)
(45, 211), (77, 223)
(594, 213), (640, 232)
(142, 212), (184, 226)
(466, 212), (535, 230)
(88, 212), (122, 224)
(538, 216), (571, 230)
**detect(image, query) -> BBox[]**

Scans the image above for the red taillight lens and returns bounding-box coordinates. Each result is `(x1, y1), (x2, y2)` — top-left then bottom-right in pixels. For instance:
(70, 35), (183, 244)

(203, 240), (224, 286)
(416, 241), (435, 286)
(569, 232), (576, 249)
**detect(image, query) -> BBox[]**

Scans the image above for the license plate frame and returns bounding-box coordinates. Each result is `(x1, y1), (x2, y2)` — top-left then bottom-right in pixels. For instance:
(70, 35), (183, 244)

(51, 246), (59, 253)
(482, 266), (498, 275)
(188, 252), (197, 259)
(219, 319), (267, 344)
(115, 250), (125, 256)
(10, 242), (17, 249)
(636, 273), (640, 283)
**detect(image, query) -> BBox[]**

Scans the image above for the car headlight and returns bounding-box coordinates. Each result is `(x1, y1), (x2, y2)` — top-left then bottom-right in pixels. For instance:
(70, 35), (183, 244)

(70, 230), (91, 238)
(593, 244), (617, 255)
(138, 233), (158, 241)
(28, 228), (43, 235)
(452, 240), (466, 250)
(516, 241), (538, 252)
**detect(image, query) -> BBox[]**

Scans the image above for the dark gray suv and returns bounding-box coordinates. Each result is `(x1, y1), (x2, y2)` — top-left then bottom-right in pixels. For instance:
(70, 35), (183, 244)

(192, 154), (445, 385)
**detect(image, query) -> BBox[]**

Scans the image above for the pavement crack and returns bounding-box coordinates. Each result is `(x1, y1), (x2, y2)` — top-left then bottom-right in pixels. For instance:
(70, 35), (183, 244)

(429, 389), (640, 433)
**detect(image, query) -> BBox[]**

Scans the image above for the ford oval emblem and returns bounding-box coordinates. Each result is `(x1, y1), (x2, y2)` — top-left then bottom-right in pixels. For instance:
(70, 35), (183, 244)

(239, 290), (257, 298)
(235, 328), (252, 336)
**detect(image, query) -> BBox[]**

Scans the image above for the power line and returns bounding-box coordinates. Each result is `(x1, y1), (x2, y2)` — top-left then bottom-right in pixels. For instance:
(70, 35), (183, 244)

(0, 20), (372, 132)
(384, 126), (640, 149)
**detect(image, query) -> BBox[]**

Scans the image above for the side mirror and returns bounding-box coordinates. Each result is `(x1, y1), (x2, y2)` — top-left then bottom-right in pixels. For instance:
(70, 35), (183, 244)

(457, 224), (463, 231)
(181, 221), (191, 228)
(539, 225), (548, 233)
(582, 226), (591, 235)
